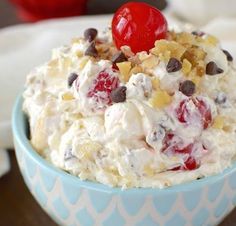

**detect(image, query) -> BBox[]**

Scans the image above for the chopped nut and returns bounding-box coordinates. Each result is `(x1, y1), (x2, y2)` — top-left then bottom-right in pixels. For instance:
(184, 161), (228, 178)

(158, 51), (171, 62)
(120, 45), (135, 58)
(182, 46), (206, 67)
(182, 59), (192, 75)
(141, 55), (159, 69)
(175, 32), (195, 46)
(117, 61), (132, 82)
(196, 65), (205, 77)
(222, 118), (235, 132)
(149, 90), (172, 108)
(151, 40), (186, 60)
(223, 125), (232, 132)
(167, 31), (177, 41)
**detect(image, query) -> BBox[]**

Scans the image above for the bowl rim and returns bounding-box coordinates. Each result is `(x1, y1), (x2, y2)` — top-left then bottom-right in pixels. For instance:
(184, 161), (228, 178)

(12, 94), (236, 194)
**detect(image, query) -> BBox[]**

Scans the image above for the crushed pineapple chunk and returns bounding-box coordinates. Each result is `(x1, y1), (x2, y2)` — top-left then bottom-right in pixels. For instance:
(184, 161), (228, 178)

(79, 57), (89, 69)
(212, 116), (225, 129)
(62, 92), (74, 101)
(76, 141), (102, 159)
(48, 59), (59, 67)
(71, 37), (83, 44)
(129, 65), (143, 75)
(151, 78), (160, 90)
(76, 51), (84, 58)
(62, 57), (72, 68)
(182, 59), (192, 76)
(149, 90), (172, 108)
(144, 165), (155, 176)
(204, 35), (219, 46)
(117, 61), (132, 82)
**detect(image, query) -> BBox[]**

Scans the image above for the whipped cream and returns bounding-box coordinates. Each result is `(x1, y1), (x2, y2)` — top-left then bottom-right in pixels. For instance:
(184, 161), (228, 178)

(23, 29), (236, 188)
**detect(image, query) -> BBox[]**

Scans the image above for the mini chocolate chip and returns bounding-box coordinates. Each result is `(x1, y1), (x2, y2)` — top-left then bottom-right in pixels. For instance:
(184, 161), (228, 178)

(192, 31), (205, 36)
(206, 61), (224, 75)
(111, 86), (127, 103)
(111, 51), (127, 64)
(84, 28), (98, 42)
(223, 49), (233, 62)
(85, 42), (98, 57)
(68, 73), (78, 87)
(179, 80), (196, 96)
(215, 92), (227, 105)
(166, 58), (182, 73)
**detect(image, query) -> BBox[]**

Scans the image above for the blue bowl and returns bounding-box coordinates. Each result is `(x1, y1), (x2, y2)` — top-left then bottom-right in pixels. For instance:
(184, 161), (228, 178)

(12, 95), (236, 226)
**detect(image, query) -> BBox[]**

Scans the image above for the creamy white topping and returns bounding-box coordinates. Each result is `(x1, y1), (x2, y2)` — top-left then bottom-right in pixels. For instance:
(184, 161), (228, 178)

(23, 30), (236, 189)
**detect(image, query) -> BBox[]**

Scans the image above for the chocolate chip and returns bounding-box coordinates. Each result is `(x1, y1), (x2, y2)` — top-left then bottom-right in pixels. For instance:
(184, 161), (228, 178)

(68, 73), (78, 87)
(85, 42), (98, 57)
(215, 92), (227, 105)
(111, 86), (127, 103)
(166, 58), (182, 73)
(84, 28), (98, 42)
(192, 31), (205, 37)
(179, 80), (196, 96)
(206, 61), (224, 75)
(223, 49), (233, 62)
(111, 51), (127, 64)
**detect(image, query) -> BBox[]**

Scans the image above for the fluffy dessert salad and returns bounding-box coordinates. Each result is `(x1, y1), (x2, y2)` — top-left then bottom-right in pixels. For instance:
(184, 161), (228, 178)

(23, 2), (236, 188)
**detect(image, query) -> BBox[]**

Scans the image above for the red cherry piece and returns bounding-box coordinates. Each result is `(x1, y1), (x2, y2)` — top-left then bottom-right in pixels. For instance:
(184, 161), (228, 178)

(176, 98), (212, 129)
(161, 132), (205, 171)
(193, 98), (212, 129)
(171, 156), (198, 171)
(112, 2), (168, 53)
(87, 71), (119, 105)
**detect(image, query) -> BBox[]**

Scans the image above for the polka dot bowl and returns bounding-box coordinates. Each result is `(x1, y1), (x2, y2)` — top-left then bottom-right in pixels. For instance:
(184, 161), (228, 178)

(12, 95), (236, 226)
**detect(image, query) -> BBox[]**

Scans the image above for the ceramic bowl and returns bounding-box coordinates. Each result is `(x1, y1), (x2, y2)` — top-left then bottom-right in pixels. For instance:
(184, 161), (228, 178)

(12, 95), (236, 226)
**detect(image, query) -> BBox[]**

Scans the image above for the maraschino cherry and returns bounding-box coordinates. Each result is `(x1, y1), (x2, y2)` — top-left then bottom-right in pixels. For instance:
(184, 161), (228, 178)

(112, 2), (168, 53)
(176, 98), (212, 129)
